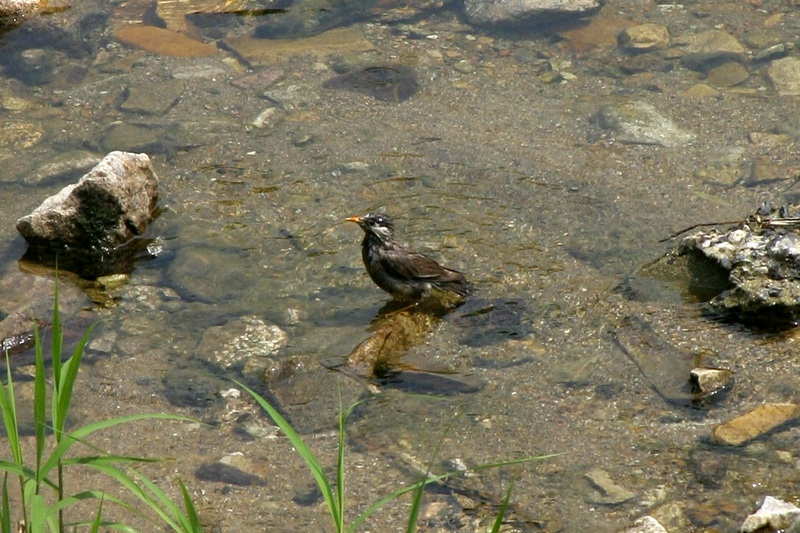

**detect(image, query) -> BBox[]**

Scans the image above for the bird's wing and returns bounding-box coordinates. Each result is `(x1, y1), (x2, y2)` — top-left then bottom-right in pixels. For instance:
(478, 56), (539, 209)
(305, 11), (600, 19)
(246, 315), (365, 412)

(379, 246), (460, 282)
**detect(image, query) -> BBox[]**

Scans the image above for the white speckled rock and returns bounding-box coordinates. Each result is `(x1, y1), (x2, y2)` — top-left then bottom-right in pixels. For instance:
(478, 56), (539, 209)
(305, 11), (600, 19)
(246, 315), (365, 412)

(464, 0), (599, 25)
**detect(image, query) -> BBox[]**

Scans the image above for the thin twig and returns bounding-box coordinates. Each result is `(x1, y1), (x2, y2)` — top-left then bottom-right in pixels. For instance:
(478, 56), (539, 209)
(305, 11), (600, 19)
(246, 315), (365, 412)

(658, 220), (744, 242)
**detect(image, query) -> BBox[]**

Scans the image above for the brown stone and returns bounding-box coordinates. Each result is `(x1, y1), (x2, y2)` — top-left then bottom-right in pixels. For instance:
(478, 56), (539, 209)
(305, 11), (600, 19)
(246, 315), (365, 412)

(713, 403), (798, 445)
(559, 18), (634, 54)
(114, 25), (217, 57)
(706, 62), (749, 88)
(222, 26), (375, 66)
(618, 23), (670, 52)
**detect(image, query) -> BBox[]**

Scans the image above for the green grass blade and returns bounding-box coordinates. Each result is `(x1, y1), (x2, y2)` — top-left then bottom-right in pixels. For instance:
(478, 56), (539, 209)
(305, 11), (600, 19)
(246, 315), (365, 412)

(40, 413), (197, 478)
(1, 473), (10, 533)
(178, 479), (202, 532)
(235, 381), (340, 529)
(91, 495), (104, 533)
(335, 394), (346, 533)
(49, 489), (137, 516)
(0, 460), (37, 479)
(33, 324), (47, 480)
(30, 493), (46, 532)
(0, 353), (22, 466)
(128, 469), (191, 528)
(51, 272), (62, 387)
(350, 454), (561, 532)
(32, 324), (47, 492)
(490, 477), (515, 533)
(53, 323), (95, 439)
(83, 463), (181, 530)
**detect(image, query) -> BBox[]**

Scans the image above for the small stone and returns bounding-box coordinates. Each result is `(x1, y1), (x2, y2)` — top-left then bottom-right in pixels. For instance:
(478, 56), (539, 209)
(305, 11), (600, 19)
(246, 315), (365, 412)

(705, 62), (749, 88)
(753, 43), (788, 63)
(196, 315), (287, 369)
(713, 403), (799, 446)
(250, 106), (282, 129)
(689, 367), (733, 396)
(342, 161), (369, 173)
(681, 30), (746, 71)
(453, 61), (475, 74)
(749, 132), (792, 146)
(222, 27), (375, 67)
(589, 100), (695, 148)
(618, 24), (670, 52)
(766, 56), (800, 96)
(291, 132), (315, 147)
(585, 468), (635, 505)
(114, 25), (217, 57)
(682, 83), (719, 98)
(620, 516), (667, 533)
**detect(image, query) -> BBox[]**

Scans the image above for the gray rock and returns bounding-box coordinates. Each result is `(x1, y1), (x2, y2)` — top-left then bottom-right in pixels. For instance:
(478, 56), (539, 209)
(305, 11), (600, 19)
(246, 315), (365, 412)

(464, 0), (599, 25)
(590, 100), (696, 148)
(195, 315), (288, 369)
(680, 30), (746, 71)
(766, 56), (800, 96)
(16, 151), (159, 251)
(741, 496), (800, 533)
(677, 205), (800, 320)
(753, 43), (789, 64)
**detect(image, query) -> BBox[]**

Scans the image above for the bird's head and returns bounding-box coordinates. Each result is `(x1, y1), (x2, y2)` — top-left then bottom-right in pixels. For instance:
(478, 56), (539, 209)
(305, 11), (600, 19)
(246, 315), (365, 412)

(346, 213), (395, 242)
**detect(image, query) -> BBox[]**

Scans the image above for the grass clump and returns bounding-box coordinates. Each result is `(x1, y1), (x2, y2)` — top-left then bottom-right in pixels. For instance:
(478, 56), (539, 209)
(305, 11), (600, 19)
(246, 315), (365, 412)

(237, 381), (561, 532)
(0, 276), (203, 532)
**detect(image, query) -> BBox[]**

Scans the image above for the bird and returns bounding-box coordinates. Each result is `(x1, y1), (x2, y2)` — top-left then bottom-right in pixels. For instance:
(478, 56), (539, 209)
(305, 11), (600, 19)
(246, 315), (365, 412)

(346, 213), (471, 302)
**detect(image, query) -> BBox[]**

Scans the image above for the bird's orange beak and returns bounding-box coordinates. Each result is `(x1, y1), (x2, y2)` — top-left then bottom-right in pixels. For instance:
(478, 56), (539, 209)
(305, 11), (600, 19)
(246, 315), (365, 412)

(345, 216), (362, 223)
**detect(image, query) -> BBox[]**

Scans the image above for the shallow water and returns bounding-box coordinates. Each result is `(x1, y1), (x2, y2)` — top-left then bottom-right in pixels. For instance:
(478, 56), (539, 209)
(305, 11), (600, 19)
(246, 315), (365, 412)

(1, 1), (800, 531)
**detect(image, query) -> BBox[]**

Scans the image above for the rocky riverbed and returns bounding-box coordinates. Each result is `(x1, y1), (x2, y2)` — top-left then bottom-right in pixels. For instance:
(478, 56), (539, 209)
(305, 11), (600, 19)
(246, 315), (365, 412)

(2, 0), (800, 531)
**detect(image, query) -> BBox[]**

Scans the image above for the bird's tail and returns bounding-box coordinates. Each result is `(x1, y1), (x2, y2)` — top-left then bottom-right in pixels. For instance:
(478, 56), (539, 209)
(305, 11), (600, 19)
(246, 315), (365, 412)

(435, 278), (472, 297)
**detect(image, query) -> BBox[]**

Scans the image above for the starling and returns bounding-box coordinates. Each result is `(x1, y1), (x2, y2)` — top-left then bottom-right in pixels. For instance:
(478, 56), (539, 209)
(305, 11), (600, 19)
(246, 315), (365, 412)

(346, 213), (471, 301)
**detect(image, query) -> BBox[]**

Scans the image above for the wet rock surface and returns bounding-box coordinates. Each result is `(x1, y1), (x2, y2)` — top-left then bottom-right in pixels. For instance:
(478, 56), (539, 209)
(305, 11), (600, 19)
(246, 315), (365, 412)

(16, 151), (159, 252)
(464, 0), (600, 26)
(195, 315), (287, 369)
(689, 367), (733, 398)
(740, 496), (800, 533)
(675, 203), (800, 322)
(712, 403), (799, 446)
(589, 100), (696, 148)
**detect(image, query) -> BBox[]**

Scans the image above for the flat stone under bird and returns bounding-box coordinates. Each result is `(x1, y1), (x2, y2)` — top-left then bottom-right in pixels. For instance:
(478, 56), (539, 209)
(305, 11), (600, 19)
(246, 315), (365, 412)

(346, 213), (471, 302)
